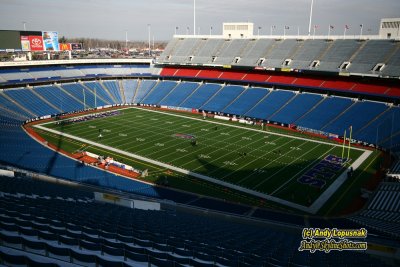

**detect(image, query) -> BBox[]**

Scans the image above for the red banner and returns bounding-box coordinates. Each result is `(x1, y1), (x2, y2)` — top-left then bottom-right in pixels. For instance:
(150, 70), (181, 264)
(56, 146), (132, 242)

(58, 43), (71, 51)
(29, 36), (44, 51)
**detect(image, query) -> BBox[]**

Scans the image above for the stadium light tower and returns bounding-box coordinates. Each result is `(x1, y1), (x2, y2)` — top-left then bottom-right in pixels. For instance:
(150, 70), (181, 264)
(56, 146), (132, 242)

(147, 24), (151, 57)
(125, 31), (128, 52)
(193, 0), (196, 36)
(308, 0), (314, 36)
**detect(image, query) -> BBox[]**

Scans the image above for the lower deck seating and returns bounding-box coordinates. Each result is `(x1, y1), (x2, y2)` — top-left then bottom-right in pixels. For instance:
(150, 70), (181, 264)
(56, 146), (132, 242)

(0, 123), (159, 199)
(350, 183), (400, 237)
(0, 175), (393, 267)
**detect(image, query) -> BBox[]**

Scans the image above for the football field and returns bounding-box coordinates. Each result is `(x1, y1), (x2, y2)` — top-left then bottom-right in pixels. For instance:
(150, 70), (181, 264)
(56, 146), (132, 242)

(36, 107), (371, 211)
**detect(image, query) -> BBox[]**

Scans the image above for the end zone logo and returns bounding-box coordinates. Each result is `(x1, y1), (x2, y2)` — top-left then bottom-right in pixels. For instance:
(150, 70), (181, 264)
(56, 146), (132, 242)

(28, 36), (44, 51)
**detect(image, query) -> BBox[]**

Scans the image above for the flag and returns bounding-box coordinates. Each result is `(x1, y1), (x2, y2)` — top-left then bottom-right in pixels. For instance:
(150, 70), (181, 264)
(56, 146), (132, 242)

(272, 25), (276, 29)
(314, 25), (319, 29)
(285, 26), (290, 30)
(345, 25), (350, 29)
(330, 25), (334, 29)
(360, 24), (363, 28)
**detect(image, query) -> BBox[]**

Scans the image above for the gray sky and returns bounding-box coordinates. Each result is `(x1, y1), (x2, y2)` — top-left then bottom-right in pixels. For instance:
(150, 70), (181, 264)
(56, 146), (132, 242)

(0, 0), (399, 41)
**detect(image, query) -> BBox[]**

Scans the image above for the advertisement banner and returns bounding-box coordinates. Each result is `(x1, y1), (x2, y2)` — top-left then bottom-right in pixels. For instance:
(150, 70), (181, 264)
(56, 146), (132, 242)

(20, 36), (30, 51)
(58, 43), (71, 51)
(71, 43), (83, 50)
(28, 35), (44, 51)
(42, 31), (59, 51)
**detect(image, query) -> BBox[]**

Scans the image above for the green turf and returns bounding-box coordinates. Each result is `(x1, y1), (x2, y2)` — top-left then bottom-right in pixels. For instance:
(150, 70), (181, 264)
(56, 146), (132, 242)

(40, 107), (366, 207)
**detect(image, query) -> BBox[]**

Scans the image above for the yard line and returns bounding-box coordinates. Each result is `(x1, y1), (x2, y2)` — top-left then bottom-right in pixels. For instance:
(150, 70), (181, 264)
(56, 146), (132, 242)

(177, 131), (264, 171)
(269, 146), (336, 196)
(64, 111), (208, 153)
(129, 107), (367, 151)
(221, 137), (299, 182)
(155, 127), (248, 162)
(34, 123), (315, 212)
(253, 143), (324, 190)
(237, 139), (311, 186)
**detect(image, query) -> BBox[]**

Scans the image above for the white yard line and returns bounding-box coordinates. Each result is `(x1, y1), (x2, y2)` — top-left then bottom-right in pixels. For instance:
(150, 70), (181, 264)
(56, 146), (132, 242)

(235, 138), (299, 184)
(308, 149), (373, 214)
(34, 123), (313, 212)
(35, 107), (373, 213)
(253, 142), (322, 189)
(269, 146), (335, 195)
(127, 107), (367, 151)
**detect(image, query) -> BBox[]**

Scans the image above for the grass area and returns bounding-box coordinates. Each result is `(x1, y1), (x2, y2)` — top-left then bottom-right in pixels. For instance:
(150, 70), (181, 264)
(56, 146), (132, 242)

(36, 107), (369, 211)
(318, 150), (383, 216)
(34, 127), (285, 210)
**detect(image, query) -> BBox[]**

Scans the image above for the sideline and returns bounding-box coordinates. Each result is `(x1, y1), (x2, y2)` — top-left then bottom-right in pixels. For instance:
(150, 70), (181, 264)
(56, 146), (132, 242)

(34, 107), (372, 213)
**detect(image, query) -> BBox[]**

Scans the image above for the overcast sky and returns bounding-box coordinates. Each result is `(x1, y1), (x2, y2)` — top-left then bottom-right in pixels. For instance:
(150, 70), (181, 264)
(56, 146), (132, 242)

(0, 0), (399, 41)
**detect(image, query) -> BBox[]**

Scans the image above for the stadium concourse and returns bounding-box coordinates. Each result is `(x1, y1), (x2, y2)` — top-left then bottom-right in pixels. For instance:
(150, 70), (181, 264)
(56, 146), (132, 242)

(0, 35), (400, 266)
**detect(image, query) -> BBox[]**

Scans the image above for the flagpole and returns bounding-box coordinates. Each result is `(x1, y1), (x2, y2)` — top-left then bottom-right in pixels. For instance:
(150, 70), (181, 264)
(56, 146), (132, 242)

(193, 0), (196, 36)
(359, 24), (363, 39)
(125, 31), (128, 52)
(347, 126), (353, 161)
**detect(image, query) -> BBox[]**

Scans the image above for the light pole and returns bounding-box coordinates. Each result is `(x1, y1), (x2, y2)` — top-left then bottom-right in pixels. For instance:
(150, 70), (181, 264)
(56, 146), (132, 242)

(270, 25), (275, 36)
(193, 0), (196, 36)
(125, 31), (128, 52)
(258, 27), (261, 36)
(308, 0), (314, 36)
(22, 21), (27, 31)
(147, 24), (151, 57)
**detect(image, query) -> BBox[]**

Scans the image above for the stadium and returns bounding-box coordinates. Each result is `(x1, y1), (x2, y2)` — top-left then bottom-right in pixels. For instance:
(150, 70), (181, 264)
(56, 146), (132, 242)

(1, 3), (400, 267)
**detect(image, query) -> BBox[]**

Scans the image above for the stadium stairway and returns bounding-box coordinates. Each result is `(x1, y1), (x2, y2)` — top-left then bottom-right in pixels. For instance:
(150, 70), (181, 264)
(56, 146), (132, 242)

(118, 80), (127, 104)
(103, 80), (123, 104)
(0, 90), (37, 118)
(30, 88), (63, 114)
(83, 81), (115, 105)
(135, 80), (159, 104)
(180, 83), (223, 109)
(122, 79), (139, 104)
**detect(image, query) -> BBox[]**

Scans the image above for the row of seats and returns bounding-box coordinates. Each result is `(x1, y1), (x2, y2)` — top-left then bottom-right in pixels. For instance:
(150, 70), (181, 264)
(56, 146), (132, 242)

(159, 67), (400, 97)
(0, 176), (392, 267)
(159, 38), (400, 77)
(0, 79), (398, 150)
(0, 66), (152, 84)
(0, 122), (160, 199)
(134, 80), (397, 148)
(350, 182), (400, 237)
